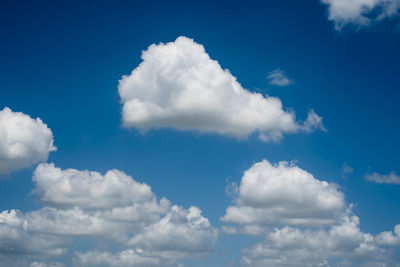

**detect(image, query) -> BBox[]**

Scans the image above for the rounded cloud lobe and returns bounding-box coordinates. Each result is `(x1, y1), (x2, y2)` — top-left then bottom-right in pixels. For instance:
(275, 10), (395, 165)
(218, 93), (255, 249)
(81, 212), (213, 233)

(119, 36), (324, 142)
(0, 107), (56, 174)
(222, 159), (400, 266)
(33, 163), (154, 210)
(222, 160), (345, 229)
(0, 163), (217, 266)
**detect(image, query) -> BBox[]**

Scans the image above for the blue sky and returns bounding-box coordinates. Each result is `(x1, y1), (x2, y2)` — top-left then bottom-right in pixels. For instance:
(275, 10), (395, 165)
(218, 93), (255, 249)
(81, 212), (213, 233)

(1, 0), (400, 266)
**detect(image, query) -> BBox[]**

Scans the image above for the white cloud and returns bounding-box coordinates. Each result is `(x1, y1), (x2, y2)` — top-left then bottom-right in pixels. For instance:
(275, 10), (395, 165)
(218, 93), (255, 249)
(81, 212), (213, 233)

(242, 214), (392, 267)
(33, 163), (155, 210)
(0, 107), (56, 174)
(0, 164), (217, 266)
(302, 109), (326, 133)
(267, 69), (292, 87)
(118, 36), (323, 142)
(376, 224), (400, 245)
(221, 159), (400, 266)
(321, 0), (400, 30)
(365, 171), (400, 184)
(221, 160), (345, 230)
(0, 210), (67, 257)
(76, 206), (217, 267)
(128, 205), (217, 258)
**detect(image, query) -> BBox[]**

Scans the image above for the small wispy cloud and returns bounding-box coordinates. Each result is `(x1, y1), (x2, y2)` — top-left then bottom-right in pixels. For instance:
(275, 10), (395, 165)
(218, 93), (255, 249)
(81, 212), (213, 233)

(342, 162), (354, 179)
(320, 0), (400, 31)
(267, 68), (293, 87)
(302, 110), (326, 133)
(365, 171), (400, 185)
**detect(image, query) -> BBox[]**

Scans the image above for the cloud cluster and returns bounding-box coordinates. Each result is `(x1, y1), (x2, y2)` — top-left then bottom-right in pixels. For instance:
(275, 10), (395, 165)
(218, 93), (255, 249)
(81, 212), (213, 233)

(242, 214), (391, 267)
(321, 0), (400, 30)
(118, 36), (324, 142)
(222, 159), (400, 266)
(0, 163), (217, 266)
(2, 34), (400, 266)
(267, 69), (292, 87)
(0, 107), (56, 174)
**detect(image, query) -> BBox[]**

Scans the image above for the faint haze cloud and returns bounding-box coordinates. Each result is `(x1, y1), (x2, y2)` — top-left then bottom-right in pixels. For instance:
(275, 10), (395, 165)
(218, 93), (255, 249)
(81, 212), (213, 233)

(342, 162), (354, 179)
(395, 22), (400, 33)
(267, 68), (293, 87)
(365, 171), (400, 185)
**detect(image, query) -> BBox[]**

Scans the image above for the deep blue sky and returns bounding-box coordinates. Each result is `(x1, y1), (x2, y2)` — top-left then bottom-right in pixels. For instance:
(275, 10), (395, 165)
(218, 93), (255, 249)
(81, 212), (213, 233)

(1, 0), (400, 266)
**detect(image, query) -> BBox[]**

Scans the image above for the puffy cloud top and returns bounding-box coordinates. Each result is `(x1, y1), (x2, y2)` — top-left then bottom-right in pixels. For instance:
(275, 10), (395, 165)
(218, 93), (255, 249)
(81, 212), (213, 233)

(222, 160), (345, 229)
(33, 163), (154, 209)
(0, 107), (56, 174)
(119, 36), (324, 142)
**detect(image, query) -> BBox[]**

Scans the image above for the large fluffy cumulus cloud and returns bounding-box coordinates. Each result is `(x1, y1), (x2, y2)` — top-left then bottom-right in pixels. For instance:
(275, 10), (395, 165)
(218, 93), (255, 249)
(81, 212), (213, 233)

(321, 0), (400, 30)
(0, 107), (56, 174)
(118, 36), (324, 142)
(222, 159), (400, 266)
(221, 160), (345, 231)
(0, 163), (217, 266)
